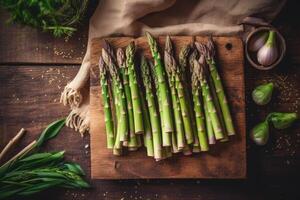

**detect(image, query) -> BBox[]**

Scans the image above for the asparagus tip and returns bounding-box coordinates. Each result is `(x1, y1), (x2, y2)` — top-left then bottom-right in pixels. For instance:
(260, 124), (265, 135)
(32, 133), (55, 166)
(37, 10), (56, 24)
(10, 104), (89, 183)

(195, 42), (206, 55)
(125, 42), (135, 58)
(165, 35), (173, 55)
(206, 37), (215, 59)
(146, 32), (158, 54)
(116, 48), (125, 67)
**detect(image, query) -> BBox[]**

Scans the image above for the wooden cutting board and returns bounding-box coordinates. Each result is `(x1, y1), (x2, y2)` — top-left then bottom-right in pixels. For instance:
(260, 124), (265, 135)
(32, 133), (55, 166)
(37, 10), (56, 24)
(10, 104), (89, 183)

(90, 36), (246, 179)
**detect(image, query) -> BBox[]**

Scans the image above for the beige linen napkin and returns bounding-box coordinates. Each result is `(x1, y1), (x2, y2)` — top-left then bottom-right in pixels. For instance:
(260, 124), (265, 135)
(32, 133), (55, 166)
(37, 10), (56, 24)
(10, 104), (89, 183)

(61, 0), (286, 136)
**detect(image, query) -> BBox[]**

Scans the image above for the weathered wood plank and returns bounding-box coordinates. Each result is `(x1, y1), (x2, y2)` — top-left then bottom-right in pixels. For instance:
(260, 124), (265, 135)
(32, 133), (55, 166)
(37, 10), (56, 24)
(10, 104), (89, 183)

(0, 65), (85, 158)
(0, 10), (87, 64)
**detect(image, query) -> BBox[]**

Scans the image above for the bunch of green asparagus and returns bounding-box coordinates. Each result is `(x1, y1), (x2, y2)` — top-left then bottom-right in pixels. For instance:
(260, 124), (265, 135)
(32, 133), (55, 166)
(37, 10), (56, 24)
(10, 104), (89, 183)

(99, 33), (235, 161)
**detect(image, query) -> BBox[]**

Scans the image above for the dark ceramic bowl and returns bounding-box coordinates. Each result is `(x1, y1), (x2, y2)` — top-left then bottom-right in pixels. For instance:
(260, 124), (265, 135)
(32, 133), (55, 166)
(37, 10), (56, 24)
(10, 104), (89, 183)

(245, 27), (286, 70)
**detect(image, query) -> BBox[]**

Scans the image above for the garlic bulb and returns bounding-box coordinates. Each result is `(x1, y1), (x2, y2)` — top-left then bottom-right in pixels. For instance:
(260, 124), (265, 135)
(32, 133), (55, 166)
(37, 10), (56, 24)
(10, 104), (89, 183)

(257, 31), (278, 66)
(249, 32), (268, 52)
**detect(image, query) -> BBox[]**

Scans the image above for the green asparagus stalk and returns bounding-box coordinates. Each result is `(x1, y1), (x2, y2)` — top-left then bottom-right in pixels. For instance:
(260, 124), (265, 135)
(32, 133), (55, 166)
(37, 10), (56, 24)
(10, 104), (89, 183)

(103, 40), (119, 138)
(196, 42), (228, 142)
(142, 98), (154, 156)
(209, 76), (229, 142)
(146, 32), (174, 146)
(164, 36), (186, 149)
(116, 48), (138, 148)
(194, 56), (224, 140)
(111, 81), (121, 150)
(149, 60), (173, 160)
(103, 40), (116, 62)
(165, 36), (194, 146)
(179, 44), (192, 82)
(139, 81), (154, 156)
(126, 42), (144, 135)
(99, 56), (115, 149)
(141, 57), (163, 159)
(187, 49), (202, 152)
(102, 48), (129, 148)
(203, 95), (216, 144)
(198, 38), (236, 136)
(149, 48), (167, 148)
(189, 49), (209, 151)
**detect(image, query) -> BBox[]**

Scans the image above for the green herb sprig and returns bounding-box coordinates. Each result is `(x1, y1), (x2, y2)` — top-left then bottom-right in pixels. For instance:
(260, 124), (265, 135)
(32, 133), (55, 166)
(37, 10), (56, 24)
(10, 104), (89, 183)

(0, 0), (89, 37)
(0, 119), (89, 199)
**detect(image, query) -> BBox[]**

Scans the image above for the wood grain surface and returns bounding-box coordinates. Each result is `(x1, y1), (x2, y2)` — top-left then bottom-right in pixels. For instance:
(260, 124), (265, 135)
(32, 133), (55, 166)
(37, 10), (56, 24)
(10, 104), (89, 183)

(0, 10), (87, 64)
(0, 1), (300, 199)
(90, 36), (246, 179)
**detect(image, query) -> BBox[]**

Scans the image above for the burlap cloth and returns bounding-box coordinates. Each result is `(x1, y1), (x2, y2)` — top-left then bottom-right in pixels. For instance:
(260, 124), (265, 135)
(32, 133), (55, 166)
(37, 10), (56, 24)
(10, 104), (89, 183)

(60, 0), (286, 135)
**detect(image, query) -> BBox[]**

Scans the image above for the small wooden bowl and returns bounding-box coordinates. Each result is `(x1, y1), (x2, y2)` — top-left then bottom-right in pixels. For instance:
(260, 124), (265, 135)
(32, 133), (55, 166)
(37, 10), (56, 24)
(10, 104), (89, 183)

(245, 27), (286, 70)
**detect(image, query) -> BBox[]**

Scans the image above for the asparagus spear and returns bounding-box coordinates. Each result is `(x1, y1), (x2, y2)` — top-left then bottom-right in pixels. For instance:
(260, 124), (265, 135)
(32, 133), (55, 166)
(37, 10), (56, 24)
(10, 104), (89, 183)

(146, 32), (174, 146)
(179, 44), (192, 82)
(149, 60), (173, 160)
(189, 50), (209, 151)
(141, 96), (154, 157)
(193, 55), (224, 140)
(125, 42), (144, 135)
(136, 63), (154, 156)
(164, 36), (186, 149)
(102, 48), (129, 148)
(116, 48), (138, 148)
(165, 36), (195, 146)
(141, 57), (163, 159)
(198, 38), (235, 136)
(99, 57), (115, 149)
(196, 42), (228, 142)
(203, 95), (216, 144)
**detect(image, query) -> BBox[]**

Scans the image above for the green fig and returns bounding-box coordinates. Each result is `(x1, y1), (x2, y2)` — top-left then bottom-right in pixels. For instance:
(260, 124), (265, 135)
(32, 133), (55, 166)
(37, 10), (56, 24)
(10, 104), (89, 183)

(250, 120), (269, 146)
(252, 82), (274, 105)
(268, 112), (298, 129)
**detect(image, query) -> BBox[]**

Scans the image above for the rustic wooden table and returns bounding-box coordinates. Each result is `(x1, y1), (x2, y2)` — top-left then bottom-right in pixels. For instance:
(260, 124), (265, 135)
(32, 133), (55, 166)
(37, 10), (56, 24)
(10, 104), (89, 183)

(0, 1), (299, 200)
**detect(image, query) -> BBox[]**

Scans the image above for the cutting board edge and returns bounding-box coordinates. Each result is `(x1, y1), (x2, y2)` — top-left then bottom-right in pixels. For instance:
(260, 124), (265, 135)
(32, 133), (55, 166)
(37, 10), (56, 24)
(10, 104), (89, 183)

(90, 36), (246, 180)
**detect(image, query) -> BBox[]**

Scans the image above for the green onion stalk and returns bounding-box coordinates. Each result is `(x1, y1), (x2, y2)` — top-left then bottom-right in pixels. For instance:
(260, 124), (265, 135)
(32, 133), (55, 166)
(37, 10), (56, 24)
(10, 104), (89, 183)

(146, 32), (174, 146)
(102, 47), (128, 151)
(198, 38), (236, 136)
(141, 57), (162, 159)
(194, 55), (224, 140)
(126, 42), (144, 135)
(99, 56), (115, 149)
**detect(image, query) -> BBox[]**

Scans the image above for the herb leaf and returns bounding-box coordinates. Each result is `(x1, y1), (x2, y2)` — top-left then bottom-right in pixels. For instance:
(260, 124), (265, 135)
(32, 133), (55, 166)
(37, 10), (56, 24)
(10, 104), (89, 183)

(36, 118), (66, 147)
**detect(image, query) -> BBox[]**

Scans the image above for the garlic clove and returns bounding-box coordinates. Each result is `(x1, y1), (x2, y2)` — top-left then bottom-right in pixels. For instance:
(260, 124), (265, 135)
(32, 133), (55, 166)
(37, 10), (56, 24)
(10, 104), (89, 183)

(257, 31), (278, 66)
(249, 32), (268, 52)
